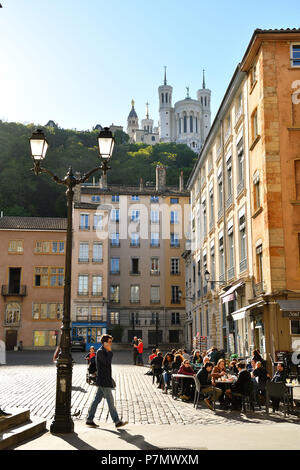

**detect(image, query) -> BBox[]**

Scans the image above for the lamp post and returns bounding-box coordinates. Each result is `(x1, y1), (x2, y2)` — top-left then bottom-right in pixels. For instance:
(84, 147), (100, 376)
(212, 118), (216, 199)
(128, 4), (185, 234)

(29, 127), (114, 434)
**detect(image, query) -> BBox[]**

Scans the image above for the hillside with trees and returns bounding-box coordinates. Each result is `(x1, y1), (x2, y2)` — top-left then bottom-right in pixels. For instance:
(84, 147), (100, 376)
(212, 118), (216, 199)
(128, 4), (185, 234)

(0, 121), (197, 217)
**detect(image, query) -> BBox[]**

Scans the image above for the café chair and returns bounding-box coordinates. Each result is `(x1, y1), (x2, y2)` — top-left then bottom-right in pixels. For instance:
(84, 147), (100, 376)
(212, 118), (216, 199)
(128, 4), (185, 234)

(266, 382), (290, 417)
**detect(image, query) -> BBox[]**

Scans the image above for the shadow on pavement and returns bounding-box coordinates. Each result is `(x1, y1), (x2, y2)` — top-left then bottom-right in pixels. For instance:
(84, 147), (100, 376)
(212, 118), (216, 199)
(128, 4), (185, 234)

(100, 428), (160, 450)
(51, 431), (98, 450)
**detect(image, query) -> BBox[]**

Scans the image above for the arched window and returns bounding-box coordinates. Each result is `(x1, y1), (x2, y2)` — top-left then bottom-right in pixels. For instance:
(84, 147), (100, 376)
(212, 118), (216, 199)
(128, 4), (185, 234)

(190, 116), (193, 133)
(184, 116), (187, 133)
(6, 303), (21, 325)
(201, 97), (203, 105)
(162, 93), (164, 104)
(179, 118), (181, 134)
(205, 97), (207, 106)
(196, 117), (198, 133)
(165, 93), (168, 103)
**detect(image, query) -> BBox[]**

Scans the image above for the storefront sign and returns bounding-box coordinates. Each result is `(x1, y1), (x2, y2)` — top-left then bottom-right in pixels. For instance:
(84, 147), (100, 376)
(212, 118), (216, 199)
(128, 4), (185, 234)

(282, 311), (300, 319)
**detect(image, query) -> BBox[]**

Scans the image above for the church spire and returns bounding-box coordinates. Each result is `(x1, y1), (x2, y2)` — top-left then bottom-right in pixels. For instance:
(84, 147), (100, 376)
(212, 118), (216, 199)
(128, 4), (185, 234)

(202, 69), (206, 89)
(164, 66), (167, 85)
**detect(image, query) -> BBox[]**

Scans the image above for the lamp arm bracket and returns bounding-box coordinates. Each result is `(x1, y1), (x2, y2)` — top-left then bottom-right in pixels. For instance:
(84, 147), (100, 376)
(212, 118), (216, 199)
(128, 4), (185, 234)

(77, 166), (101, 184)
(32, 164), (65, 185)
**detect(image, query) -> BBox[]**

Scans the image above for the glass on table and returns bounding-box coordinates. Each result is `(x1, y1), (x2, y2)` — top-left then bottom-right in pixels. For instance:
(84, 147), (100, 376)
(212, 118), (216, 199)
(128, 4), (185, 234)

(286, 378), (291, 384)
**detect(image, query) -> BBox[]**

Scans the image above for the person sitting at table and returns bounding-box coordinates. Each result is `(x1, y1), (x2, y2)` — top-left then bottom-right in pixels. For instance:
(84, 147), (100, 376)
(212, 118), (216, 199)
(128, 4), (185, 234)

(192, 350), (203, 365)
(197, 362), (222, 410)
(150, 352), (163, 385)
(252, 361), (269, 405)
(229, 359), (239, 375)
(207, 346), (219, 365)
(182, 349), (190, 360)
(270, 362), (287, 412)
(178, 359), (195, 401)
(161, 353), (174, 393)
(149, 348), (157, 363)
(172, 353), (184, 373)
(225, 362), (252, 411)
(211, 359), (228, 406)
(246, 359), (256, 372)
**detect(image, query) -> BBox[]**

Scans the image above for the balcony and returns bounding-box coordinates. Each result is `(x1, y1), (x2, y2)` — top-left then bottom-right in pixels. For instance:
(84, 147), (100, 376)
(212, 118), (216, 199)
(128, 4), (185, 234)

(150, 299), (160, 304)
(218, 208), (223, 221)
(79, 226), (90, 231)
(76, 315), (107, 323)
(130, 271), (141, 276)
(78, 258), (89, 263)
(228, 266), (235, 280)
(171, 299), (181, 304)
(226, 194), (233, 209)
(77, 291), (89, 297)
(225, 126), (232, 143)
(254, 281), (265, 297)
(237, 180), (245, 196)
(239, 258), (247, 273)
(219, 274), (225, 284)
(235, 107), (243, 125)
(91, 291), (103, 297)
(1, 285), (27, 297)
(130, 299), (140, 304)
(92, 258), (103, 263)
(150, 270), (160, 276)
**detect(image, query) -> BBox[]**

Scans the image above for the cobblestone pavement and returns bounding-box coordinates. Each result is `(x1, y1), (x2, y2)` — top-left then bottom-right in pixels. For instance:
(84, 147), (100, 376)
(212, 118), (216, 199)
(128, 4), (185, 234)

(0, 351), (299, 426)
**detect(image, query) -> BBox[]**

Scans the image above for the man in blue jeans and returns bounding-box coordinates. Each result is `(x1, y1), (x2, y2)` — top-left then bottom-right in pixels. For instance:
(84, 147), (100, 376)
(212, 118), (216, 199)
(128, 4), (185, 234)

(86, 334), (127, 428)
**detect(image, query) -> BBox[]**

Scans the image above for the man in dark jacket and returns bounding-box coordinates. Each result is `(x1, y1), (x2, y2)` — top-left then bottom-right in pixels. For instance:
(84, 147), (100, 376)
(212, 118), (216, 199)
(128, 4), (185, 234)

(86, 334), (127, 428)
(131, 336), (139, 365)
(270, 362), (287, 412)
(225, 362), (252, 410)
(150, 352), (163, 384)
(197, 362), (222, 410)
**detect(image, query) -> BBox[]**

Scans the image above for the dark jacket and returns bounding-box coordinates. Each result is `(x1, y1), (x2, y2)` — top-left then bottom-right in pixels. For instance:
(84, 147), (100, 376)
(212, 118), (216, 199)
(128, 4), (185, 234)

(95, 345), (114, 388)
(151, 355), (163, 369)
(197, 367), (212, 387)
(271, 369), (286, 383)
(231, 369), (252, 394)
(253, 366), (268, 384)
(131, 339), (139, 352)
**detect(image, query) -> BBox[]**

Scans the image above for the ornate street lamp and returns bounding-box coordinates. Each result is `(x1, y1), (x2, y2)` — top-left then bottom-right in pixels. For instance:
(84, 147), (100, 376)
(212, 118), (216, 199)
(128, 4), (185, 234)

(29, 127), (114, 434)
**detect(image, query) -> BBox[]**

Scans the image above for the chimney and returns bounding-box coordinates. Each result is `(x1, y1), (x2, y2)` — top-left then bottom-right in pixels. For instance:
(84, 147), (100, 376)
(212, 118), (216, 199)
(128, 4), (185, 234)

(156, 165), (166, 192)
(140, 177), (144, 191)
(179, 170), (184, 191)
(100, 174), (107, 189)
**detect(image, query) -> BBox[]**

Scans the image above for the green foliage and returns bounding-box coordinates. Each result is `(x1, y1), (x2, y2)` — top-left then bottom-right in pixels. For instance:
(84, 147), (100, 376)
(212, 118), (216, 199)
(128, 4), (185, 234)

(0, 121), (196, 217)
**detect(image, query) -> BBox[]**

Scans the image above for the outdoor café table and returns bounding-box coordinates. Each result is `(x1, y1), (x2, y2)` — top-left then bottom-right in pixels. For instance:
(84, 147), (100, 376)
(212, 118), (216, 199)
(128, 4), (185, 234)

(171, 373), (195, 399)
(285, 383), (300, 413)
(215, 378), (235, 390)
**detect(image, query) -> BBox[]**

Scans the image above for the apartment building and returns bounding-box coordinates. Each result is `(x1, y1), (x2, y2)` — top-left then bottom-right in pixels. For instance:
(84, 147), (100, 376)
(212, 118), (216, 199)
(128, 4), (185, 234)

(0, 217), (67, 350)
(72, 166), (189, 348)
(186, 29), (300, 361)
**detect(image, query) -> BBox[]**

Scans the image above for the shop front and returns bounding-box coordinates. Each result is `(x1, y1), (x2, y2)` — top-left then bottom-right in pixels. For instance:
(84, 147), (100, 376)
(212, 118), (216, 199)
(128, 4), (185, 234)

(72, 322), (107, 351)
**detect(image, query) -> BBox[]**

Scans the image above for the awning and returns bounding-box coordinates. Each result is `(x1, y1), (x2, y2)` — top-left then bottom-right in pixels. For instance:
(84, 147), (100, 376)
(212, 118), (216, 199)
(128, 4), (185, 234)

(276, 300), (300, 319)
(221, 281), (244, 303)
(231, 301), (265, 321)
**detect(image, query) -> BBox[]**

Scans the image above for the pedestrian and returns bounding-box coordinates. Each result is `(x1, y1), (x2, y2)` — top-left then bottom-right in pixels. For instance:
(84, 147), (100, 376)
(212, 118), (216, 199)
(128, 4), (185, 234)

(137, 338), (144, 366)
(131, 336), (139, 365)
(86, 334), (128, 428)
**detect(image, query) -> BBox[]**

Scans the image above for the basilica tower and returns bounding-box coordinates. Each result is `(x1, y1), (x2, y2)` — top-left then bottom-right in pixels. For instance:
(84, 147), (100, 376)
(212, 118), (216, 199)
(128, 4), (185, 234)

(197, 70), (211, 143)
(127, 99), (139, 142)
(158, 67), (174, 142)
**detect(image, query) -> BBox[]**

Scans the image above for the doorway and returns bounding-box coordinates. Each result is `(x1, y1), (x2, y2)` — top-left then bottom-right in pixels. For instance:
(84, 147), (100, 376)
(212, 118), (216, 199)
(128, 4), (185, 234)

(9, 268), (21, 294)
(6, 330), (18, 351)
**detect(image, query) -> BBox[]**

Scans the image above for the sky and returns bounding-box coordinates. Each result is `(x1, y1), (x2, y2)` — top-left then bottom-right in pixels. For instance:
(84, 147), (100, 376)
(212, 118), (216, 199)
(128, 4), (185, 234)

(0, 0), (299, 131)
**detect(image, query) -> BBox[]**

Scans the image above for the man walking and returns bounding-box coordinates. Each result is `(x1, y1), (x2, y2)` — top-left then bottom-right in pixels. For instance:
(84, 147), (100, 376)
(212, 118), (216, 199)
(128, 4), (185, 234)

(86, 334), (127, 428)
(131, 336), (139, 365)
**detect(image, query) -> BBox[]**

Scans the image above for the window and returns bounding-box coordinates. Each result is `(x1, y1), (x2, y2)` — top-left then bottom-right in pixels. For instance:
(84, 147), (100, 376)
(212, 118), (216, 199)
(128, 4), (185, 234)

(80, 214), (89, 230)
(226, 156), (232, 197)
(219, 232), (224, 279)
(111, 209), (120, 222)
(131, 210), (140, 222)
(210, 243), (215, 290)
(131, 258), (140, 274)
(151, 257), (160, 274)
(110, 312), (120, 325)
(217, 167), (223, 212)
(93, 242), (103, 262)
(112, 195), (119, 202)
(35, 241), (64, 254)
(184, 116), (187, 133)
(8, 240), (23, 253)
(295, 161), (300, 200)
(252, 108), (259, 141)
(253, 171), (261, 210)
(237, 138), (244, 186)
(150, 210), (159, 223)
(209, 183), (214, 227)
(150, 286), (160, 303)
(150, 196), (159, 203)
(202, 198), (207, 238)
(33, 331), (57, 347)
(228, 221), (234, 269)
(171, 286), (180, 303)
(170, 232), (180, 248)
(256, 244), (263, 283)
(171, 312), (180, 325)
(250, 64), (257, 86)
(5, 303), (21, 324)
(110, 285), (120, 303)
(131, 195), (139, 201)
(92, 276), (102, 296)
(150, 232), (159, 247)
(78, 275), (88, 295)
(170, 198), (179, 204)
(171, 257), (180, 274)
(291, 320), (300, 334)
(111, 257), (120, 274)
(93, 214), (103, 231)
(239, 209), (247, 272)
(32, 303), (63, 320)
(291, 44), (300, 67)
(131, 285), (140, 303)
(170, 210), (179, 224)
(190, 116), (193, 133)
(130, 232), (140, 247)
(79, 242), (89, 262)
(34, 267), (64, 287)
(111, 232), (120, 247)
(91, 195), (100, 202)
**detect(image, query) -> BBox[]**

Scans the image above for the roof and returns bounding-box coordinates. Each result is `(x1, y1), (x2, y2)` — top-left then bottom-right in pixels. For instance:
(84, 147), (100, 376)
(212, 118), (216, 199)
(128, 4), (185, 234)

(0, 216), (68, 231)
(128, 106), (138, 119)
(80, 184), (189, 197)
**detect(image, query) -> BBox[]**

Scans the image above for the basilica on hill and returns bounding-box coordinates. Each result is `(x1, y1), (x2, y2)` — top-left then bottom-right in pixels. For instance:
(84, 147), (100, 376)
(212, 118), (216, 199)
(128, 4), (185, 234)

(127, 68), (212, 152)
